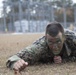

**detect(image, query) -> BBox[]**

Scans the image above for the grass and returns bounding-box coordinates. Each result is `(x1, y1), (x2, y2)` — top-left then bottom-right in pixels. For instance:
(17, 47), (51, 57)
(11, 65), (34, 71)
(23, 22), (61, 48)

(0, 33), (76, 75)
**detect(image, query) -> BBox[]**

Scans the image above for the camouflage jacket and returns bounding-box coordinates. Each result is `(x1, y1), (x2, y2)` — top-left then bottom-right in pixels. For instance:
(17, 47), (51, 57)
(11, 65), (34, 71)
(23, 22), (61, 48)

(6, 29), (76, 69)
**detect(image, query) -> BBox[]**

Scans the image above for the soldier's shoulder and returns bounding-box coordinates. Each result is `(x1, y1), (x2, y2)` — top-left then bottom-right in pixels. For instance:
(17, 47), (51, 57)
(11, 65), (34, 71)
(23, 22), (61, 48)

(64, 29), (76, 41)
(64, 29), (75, 36)
(33, 36), (46, 46)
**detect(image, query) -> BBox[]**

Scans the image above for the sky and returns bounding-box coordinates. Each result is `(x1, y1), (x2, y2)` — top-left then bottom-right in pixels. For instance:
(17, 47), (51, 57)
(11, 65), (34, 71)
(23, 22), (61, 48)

(0, 0), (3, 7)
(73, 0), (76, 3)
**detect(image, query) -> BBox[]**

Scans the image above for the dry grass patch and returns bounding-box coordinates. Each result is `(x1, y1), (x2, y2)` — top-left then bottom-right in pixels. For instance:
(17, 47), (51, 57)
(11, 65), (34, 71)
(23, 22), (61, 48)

(0, 33), (76, 75)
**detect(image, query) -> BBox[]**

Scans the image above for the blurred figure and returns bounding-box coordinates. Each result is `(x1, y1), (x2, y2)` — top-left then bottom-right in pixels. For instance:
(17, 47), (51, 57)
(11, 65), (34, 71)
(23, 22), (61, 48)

(69, 24), (74, 31)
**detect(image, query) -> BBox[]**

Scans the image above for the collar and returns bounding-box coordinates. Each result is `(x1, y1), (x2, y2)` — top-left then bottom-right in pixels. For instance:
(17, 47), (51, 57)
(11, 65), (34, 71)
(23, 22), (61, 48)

(63, 42), (71, 56)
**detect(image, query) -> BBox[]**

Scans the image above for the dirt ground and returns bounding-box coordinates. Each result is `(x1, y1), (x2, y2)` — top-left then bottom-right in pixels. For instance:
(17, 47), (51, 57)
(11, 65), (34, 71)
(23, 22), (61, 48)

(0, 33), (76, 75)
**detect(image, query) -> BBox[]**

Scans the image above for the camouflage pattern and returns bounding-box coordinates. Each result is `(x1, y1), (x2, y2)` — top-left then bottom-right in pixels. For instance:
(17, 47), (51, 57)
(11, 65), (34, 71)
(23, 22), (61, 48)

(6, 29), (76, 69)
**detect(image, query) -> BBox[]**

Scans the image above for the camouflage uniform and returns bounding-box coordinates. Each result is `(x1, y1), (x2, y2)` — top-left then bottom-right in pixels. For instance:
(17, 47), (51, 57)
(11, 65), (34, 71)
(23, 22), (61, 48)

(6, 29), (76, 69)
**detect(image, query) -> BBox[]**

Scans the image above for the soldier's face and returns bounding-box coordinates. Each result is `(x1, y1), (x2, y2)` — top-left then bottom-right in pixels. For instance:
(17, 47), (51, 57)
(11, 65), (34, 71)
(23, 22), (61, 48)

(46, 32), (64, 55)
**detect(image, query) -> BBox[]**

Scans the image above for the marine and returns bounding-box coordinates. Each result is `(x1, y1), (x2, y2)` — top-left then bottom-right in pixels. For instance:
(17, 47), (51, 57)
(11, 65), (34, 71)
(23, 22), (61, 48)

(6, 22), (76, 74)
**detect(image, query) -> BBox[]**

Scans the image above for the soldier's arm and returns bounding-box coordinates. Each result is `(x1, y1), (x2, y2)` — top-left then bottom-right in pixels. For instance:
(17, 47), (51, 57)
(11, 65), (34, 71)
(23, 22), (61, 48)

(6, 37), (46, 69)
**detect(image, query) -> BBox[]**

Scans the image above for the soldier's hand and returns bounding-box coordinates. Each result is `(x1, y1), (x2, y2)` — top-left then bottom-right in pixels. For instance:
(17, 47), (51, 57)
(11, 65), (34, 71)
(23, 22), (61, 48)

(13, 59), (28, 74)
(54, 56), (62, 64)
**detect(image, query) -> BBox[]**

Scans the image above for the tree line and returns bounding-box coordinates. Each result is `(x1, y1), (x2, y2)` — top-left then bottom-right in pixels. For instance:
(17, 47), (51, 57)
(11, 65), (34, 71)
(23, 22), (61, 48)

(1, 0), (76, 25)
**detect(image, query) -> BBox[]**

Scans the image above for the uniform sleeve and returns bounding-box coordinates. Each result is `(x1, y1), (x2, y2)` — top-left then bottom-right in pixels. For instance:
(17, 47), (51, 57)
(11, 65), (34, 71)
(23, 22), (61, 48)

(6, 36), (46, 69)
(16, 43), (45, 64)
(6, 55), (21, 69)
